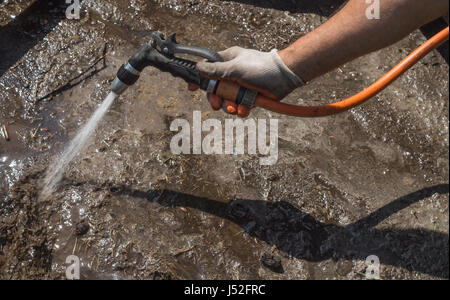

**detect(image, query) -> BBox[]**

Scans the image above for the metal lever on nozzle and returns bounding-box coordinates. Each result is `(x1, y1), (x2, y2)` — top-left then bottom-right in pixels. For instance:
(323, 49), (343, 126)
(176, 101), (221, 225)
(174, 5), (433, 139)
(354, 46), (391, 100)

(111, 31), (223, 95)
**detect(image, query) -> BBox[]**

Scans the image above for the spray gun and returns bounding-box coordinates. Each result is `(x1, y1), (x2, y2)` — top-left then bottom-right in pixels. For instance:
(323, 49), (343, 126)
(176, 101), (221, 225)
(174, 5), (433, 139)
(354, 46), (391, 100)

(111, 28), (449, 117)
(111, 31), (258, 115)
(111, 31), (223, 95)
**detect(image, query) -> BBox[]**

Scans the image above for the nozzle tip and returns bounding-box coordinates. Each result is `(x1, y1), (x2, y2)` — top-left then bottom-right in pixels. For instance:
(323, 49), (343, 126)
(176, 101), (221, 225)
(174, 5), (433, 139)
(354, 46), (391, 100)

(111, 77), (128, 95)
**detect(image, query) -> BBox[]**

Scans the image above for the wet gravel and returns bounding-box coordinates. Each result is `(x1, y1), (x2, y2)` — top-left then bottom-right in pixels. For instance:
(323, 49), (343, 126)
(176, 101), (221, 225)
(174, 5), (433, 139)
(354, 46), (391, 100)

(0, 0), (448, 279)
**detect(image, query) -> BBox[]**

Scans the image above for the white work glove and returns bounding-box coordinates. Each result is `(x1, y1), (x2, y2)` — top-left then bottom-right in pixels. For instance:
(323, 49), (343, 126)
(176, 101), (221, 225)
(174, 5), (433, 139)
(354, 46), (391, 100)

(193, 46), (304, 117)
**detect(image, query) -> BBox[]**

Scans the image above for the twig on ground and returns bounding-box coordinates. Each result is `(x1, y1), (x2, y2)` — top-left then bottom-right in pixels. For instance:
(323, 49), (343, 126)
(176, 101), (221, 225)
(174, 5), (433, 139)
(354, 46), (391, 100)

(1, 124), (10, 141)
(36, 43), (108, 102)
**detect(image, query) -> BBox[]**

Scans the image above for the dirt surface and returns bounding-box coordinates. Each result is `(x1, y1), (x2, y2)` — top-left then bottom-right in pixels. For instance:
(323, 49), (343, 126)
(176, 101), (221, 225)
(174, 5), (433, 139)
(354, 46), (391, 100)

(0, 0), (448, 280)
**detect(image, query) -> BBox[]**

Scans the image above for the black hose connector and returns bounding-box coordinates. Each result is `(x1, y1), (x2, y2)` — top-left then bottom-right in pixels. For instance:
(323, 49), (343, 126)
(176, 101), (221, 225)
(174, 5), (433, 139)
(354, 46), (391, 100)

(116, 64), (140, 86)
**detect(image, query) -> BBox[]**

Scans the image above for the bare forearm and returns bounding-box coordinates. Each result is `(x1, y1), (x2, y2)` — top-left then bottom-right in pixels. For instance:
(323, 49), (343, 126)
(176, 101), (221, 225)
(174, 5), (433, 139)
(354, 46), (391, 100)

(279, 0), (449, 82)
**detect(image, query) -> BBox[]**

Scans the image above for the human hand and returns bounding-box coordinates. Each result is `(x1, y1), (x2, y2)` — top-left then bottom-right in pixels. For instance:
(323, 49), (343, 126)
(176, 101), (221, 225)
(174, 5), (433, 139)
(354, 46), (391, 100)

(188, 46), (303, 117)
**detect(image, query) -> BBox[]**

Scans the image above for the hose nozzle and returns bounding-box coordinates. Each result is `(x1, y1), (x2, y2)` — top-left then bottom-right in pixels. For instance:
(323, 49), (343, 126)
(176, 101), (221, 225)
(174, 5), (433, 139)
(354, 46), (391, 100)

(110, 31), (223, 96)
(111, 63), (142, 95)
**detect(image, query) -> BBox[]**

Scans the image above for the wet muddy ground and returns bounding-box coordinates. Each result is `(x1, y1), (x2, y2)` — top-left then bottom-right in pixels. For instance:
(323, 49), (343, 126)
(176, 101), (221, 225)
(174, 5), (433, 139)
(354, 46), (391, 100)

(0, 0), (448, 279)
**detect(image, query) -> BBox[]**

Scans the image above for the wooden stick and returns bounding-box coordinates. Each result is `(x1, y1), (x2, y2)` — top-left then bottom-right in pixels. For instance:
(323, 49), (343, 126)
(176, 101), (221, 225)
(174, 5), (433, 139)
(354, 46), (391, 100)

(1, 124), (9, 141)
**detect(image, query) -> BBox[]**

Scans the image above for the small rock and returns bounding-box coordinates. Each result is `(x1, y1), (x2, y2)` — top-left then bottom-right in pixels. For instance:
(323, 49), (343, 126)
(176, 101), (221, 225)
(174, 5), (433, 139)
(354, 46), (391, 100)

(260, 253), (284, 273)
(75, 220), (89, 236)
(228, 201), (248, 219)
(97, 146), (107, 153)
(267, 174), (280, 182)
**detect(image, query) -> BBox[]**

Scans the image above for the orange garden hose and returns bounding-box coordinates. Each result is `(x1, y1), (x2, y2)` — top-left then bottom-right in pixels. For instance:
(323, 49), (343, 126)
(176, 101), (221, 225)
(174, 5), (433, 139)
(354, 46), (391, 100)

(254, 26), (449, 117)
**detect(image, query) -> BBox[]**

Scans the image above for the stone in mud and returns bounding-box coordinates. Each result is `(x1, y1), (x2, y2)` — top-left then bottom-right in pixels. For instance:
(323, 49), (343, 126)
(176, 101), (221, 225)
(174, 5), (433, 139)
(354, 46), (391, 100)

(75, 220), (90, 236)
(149, 271), (173, 280)
(228, 200), (250, 220)
(260, 253), (284, 273)
(267, 173), (280, 182)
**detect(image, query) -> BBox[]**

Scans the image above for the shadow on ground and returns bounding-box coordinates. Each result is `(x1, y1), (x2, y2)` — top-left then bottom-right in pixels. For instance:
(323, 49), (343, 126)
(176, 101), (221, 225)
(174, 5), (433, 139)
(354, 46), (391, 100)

(221, 0), (346, 16)
(104, 183), (449, 279)
(0, 0), (66, 77)
(420, 17), (449, 64)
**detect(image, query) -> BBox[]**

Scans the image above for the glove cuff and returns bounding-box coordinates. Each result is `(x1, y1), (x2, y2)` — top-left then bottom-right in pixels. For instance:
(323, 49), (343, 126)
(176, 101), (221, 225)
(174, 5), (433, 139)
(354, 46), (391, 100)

(271, 49), (305, 89)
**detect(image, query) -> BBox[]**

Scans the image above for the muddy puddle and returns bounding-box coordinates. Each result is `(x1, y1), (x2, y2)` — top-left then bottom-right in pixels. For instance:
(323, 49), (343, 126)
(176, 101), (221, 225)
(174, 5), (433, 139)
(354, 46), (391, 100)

(0, 0), (448, 279)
